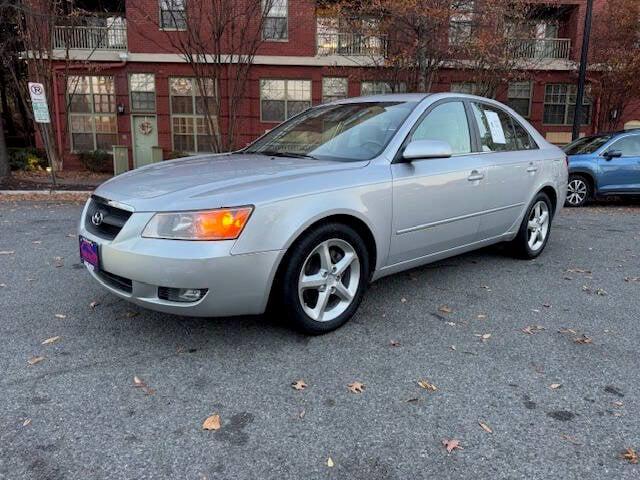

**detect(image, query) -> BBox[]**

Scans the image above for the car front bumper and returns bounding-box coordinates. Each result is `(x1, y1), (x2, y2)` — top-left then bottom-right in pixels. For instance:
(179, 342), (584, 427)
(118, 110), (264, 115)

(78, 201), (281, 317)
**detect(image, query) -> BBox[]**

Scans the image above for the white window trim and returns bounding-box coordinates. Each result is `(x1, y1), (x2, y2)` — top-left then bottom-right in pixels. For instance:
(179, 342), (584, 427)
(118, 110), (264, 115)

(159, 0), (188, 31)
(262, 0), (289, 42)
(259, 79), (312, 123)
(129, 73), (157, 113)
(169, 77), (217, 153)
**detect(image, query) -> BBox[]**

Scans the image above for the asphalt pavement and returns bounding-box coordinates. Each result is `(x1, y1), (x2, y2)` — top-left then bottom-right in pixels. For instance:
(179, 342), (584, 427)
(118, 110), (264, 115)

(0, 199), (639, 479)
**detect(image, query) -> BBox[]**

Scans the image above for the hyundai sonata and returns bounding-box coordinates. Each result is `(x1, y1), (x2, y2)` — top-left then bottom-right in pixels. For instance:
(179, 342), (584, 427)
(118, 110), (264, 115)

(79, 93), (567, 333)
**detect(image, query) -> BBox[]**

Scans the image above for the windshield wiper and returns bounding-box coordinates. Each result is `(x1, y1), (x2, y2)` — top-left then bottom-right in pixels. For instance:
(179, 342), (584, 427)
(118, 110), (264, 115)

(252, 150), (318, 160)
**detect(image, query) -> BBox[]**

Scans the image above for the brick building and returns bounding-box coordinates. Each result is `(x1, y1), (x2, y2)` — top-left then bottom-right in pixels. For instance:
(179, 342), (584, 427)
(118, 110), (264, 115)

(45, 0), (640, 170)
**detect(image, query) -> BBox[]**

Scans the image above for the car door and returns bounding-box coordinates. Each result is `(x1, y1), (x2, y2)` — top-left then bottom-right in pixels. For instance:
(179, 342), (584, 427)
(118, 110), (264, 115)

(468, 101), (541, 239)
(597, 135), (640, 193)
(388, 99), (488, 265)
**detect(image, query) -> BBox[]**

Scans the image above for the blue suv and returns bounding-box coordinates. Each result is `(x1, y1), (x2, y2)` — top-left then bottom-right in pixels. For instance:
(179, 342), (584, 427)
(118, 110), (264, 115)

(563, 129), (640, 206)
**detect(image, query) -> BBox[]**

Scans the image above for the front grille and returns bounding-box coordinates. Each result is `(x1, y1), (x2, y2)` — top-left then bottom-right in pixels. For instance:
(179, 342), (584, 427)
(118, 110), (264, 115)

(85, 195), (132, 240)
(98, 270), (133, 293)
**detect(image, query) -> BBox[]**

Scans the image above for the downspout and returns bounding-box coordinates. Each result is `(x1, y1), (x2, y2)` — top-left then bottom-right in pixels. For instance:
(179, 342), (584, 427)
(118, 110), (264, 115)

(52, 58), (127, 162)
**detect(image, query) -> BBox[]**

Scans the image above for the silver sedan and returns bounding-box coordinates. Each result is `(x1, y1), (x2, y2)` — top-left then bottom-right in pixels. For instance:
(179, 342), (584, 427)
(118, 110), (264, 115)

(78, 93), (568, 333)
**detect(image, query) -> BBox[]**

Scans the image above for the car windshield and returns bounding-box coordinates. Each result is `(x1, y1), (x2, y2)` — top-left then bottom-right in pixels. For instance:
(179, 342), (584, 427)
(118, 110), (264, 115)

(245, 101), (418, 162)
(563, 135), (612, 155)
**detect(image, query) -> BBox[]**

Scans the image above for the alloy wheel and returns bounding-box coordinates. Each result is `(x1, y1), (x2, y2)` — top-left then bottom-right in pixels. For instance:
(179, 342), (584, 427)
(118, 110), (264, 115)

(298, 238), (360, 322)
(527, 201), (550, 252)
(566, 178), (588, 206)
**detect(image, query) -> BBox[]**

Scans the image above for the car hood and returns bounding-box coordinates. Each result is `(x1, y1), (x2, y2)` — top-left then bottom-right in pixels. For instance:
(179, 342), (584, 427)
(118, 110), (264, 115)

(94, 153), (369, 212)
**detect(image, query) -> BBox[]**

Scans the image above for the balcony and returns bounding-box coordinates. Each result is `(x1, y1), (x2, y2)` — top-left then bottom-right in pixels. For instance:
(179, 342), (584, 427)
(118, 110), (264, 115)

(510, 38), (571, 60)
(317, 32), (387, 57)
(53, 21), (127, 52)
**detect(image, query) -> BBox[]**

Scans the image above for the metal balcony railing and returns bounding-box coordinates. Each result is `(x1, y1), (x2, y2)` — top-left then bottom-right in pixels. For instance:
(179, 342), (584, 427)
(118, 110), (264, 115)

(510, 38), (571, 60)
(317, 32), (387, 57)
(53, 23), (128, 51)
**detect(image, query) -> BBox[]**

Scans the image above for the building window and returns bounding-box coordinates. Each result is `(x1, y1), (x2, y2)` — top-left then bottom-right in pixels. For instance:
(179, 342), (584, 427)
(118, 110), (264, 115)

(449, 0), (475, 46)
(160, 0), (187, 30)
(543, 84), (591, 125)
(507, 81), (532, 117)
(170, 77), (217, 152)
(260, 79), (311, 122)
(67, 76), (117, 152)
(361, 81), (406, 96)
(263, 0), (288, 41)
(450, 82), (495, 98)
(129, 74), (156, 112)
(322, 78), (348, 103)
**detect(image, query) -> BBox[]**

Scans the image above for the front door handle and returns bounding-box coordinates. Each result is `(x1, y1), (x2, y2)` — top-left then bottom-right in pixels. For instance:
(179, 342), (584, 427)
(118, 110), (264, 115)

(467, 171), (484, 182)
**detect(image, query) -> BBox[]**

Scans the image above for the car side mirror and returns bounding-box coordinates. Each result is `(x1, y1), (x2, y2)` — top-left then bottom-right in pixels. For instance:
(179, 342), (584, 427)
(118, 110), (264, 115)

(603, 150), (622, 161)
(402, 140), (453, 161)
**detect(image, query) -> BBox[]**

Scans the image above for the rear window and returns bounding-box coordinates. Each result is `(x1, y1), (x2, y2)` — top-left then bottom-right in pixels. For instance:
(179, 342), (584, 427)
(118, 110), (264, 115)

(563, 135), (611, 155)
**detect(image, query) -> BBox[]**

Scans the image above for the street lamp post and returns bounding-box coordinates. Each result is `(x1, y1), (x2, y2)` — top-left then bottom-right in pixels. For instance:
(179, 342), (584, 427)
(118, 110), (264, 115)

(572, 0), (594, 141)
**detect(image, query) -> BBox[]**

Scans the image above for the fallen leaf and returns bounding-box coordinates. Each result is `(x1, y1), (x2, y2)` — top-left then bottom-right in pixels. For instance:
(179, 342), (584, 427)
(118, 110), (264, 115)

(558, 328), (577, 335)
(522, 325), (545, 335)
(560, 434), (582, 445)
(41, 336), (61, 345)
(438, 305), (453, 314)
(401, 297), (407, 303)
(32, 240), (42, 245)
(202, 414), (221, 431)
(442, 438), (463, 454)
(390, 340), (401, 347)
(612, 401), (624, 408)
(133, 376), (156, 395)
(54, 314), (66, 319)
(27, 356), (45, 366)
(478, 421), (493, 434)
(22, 418), (32, 427)
(542, 303), (552, 308)
(477, 314), (487, 320)
(0, 250), (15, 255)
(622, 447), (638, 464)
(53, 256), (64, 268)
(450, 345), (456, 351)
(596, 288), (608, 296)
(0, 283), (6, 288)
(133, 376), (144, 386)
(347, 382), (365, 393)
(574, 335), (593, 345)
(417, 380), (437, 392)
(291, 379), (307, 391)
(475, 333), (491, 341)
(89, 301), (100, 308)
(326, 457), (334, 467)
(624, 276), (640, 283)
(549, 383), (562, 390)
(299, 409), (306, 419)
(125, 311), (139, 318)
(445, 321), (456, 326)
(566, 268), (591, 274)
(406, 397), (420, 403)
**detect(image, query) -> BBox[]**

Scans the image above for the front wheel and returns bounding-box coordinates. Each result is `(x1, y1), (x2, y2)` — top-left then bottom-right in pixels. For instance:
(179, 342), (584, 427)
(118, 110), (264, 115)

(509, 192), (553, 259)
(565, 174), (591, 207)
(276, 223), (370, 334)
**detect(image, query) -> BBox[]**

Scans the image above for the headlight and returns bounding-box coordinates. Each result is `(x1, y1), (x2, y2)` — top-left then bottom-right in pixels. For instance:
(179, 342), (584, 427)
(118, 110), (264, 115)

(142, 206), (253, 240)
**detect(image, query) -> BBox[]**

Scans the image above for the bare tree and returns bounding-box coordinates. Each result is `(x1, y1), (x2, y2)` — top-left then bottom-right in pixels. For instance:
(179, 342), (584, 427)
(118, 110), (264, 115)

(589, 0), (640, 132)
(130, 0), (277, 152)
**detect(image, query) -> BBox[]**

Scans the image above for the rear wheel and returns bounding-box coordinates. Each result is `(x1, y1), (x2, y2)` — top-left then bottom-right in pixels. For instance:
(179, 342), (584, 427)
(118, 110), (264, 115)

(277, 223), (370, 334)
(509, 192), (553, 259)
(565, 174), (591, 207)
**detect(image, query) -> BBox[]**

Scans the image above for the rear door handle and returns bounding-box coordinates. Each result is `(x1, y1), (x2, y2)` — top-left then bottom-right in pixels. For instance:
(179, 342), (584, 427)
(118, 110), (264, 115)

(527, 163), (538, 173)
(467, 171), (484, 182)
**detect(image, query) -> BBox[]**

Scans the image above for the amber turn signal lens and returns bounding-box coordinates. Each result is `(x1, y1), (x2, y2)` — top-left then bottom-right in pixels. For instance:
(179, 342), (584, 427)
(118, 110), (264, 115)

(194, 207), (253, 240)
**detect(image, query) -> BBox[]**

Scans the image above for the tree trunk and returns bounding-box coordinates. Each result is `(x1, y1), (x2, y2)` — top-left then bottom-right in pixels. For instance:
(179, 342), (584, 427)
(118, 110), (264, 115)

(0, 118), (10, 179)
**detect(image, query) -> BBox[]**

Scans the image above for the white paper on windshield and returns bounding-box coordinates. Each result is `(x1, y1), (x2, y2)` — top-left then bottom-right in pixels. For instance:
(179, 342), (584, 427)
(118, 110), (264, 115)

(485, 111), (506, 144)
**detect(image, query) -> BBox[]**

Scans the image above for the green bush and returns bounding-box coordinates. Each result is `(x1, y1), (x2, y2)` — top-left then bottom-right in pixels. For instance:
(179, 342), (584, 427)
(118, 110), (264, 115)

(78, 150), (113, 173)
(167, 151), (189, 160)
(8, 148), (48, 171)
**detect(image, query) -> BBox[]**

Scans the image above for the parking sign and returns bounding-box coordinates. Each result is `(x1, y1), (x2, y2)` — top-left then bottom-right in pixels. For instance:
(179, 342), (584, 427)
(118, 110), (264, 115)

(28, 82), (51, 124)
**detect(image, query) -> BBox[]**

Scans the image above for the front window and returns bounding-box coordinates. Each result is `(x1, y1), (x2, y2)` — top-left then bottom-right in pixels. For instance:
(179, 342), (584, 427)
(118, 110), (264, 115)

(160, 0), (187, 30)
(361, 81), (406, 96)
(129, 74), (156, 112)
(246, 101), (417, 161)
(260, 79), (311, 122)
(449, 0), (475, 46)
(322, 77), (349, 103)
(67, 76), (117, 152)
(544, 84), (592, 125)
(170, 77), (217, 152)
(507, 81), (532, 117)
(263, 0), (288, 40)
(563, 135), (612, 155)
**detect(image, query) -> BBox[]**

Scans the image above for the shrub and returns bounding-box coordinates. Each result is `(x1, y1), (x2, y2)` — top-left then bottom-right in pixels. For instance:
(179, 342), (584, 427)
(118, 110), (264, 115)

(77, 150), (113, 173)
(8, 148), (48, 171)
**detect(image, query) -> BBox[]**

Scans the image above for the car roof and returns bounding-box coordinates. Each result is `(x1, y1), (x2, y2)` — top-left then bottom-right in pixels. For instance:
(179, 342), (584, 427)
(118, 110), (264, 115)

(334, 93), (432, 104)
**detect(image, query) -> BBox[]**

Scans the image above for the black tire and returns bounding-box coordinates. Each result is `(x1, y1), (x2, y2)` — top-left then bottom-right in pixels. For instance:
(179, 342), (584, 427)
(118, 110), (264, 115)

(275, 222), (370, 335)
(509, 192), (554, 259)
(565, 174), (592, 207)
